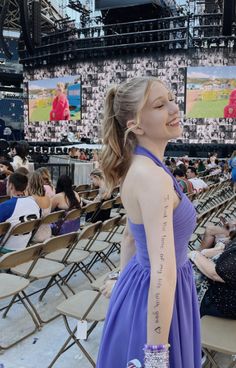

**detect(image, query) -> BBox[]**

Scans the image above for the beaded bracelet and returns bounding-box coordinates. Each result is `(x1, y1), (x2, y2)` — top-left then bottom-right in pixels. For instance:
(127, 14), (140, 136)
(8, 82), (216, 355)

(144, 343), (170, 368)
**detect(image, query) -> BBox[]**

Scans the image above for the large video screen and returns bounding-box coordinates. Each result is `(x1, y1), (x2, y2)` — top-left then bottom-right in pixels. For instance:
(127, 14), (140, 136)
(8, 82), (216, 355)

(0, 97), (24, 141)
(186, 66), (236, 118)
(28, 75), (81, 122)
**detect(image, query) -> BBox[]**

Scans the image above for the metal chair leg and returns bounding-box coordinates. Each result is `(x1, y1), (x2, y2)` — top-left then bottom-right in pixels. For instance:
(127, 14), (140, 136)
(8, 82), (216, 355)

(48, 316), (98, 368)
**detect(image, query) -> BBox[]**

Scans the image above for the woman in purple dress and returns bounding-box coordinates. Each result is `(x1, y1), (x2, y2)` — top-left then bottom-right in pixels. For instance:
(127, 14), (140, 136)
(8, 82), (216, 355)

(97, 77), (201, 368)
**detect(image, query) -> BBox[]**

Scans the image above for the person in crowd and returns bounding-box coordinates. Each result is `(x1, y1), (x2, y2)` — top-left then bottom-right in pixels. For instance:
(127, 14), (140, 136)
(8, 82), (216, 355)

(51, 174), (81, 234)
(189, 234), (236, 318)
(176, 157), (184, 167)
(96, 77), (201, 368)
(197, 159), (206, 173)
(37, 167), (55, 198)
(51, 174), (81, 211)
(15, 167), (29, 176)
(11, 142), (30, 171)
(0, 160), (14, 178)
(0, 160), (14, 196)
(0, 172), (40, 252)
(68, 147), (80, 159)
(79, 149), (87, 160)
(82, 169), (111, 206)
(170, 157), (176, 171)
(164, 158), (172, 171)
(50, 82), (70, 121)
(186, 166), (208, 192)
(92, 150), (100, 168)
(27, 171), (51, 243)
(173, 167), (194, 194)
(229, 150), (236, 193)
(222, 161), (231, 180)
(178, 162), (187, 175)
(201, 217), (236, 250)
(67, 127), (77, 142)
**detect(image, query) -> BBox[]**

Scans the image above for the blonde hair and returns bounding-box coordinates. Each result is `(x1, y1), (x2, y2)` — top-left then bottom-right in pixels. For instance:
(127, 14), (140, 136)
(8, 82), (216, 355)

(37, 167), (53, 189)
(28, 171), (45, 197)
(231, 150), (236, 158)
(57, 82), (65, 91)
(101, 76), (160, 192)
(90, 168), (104, 180)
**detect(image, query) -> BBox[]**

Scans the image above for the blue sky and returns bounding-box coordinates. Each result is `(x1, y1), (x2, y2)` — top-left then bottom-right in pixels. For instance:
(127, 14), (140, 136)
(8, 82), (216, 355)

(188, 66), (236, 80)
(29, 75), (80, 90)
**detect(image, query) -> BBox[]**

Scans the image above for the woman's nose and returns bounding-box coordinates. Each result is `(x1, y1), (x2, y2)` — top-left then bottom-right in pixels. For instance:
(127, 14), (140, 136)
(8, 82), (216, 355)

(169, 102), (179, 115)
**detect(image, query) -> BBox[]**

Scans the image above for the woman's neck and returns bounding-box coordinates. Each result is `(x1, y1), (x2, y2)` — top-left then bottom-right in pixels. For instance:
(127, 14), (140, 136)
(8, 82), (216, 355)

(136, 140), (167, 162)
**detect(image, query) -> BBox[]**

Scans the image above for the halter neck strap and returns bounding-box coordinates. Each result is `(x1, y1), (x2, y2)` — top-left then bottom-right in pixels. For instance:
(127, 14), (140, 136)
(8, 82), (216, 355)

(134, 145), (183, 197)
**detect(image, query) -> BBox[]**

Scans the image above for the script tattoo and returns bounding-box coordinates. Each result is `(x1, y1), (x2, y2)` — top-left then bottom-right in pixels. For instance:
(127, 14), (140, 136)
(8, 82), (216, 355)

(153, 194), (169, 335)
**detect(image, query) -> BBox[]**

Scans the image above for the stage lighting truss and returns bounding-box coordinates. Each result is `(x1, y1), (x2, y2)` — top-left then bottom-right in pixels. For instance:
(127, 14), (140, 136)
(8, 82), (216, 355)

(19, 15), (190, 67)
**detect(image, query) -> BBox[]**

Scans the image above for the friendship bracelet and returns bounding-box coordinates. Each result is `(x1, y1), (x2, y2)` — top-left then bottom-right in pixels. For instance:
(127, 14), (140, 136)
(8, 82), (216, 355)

(144, 343), (170, 352)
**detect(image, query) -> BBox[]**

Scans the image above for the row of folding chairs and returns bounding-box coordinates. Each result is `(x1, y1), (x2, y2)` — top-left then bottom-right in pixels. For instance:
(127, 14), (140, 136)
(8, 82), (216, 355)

(192, 180), (233, 214)
(0, 214), (126, 353)
(47, 266), (120, 368)
(0, 194), (124, 254)
(0, 209), (80, 253)
(188, 194), (236, 251)
(187, 179), (232, 203)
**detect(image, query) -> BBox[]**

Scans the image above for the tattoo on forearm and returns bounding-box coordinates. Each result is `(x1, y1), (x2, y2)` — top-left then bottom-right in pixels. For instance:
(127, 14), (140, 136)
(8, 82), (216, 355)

(153, 194), (170, 335)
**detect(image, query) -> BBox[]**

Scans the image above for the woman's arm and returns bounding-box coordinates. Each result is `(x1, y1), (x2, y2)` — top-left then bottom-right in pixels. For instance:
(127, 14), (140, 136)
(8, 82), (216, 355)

(137, 167), (176, 345)
(200, 246), (225, 258)
(189, 251), (225, 282)
(120, 220), (136, 272)
(12, 155), (21, 170)
(51, 194), (60, 211)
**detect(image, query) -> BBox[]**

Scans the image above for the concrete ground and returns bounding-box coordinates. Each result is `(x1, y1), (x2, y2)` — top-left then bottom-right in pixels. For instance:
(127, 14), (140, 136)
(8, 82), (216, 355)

(0, 252), (233, 368)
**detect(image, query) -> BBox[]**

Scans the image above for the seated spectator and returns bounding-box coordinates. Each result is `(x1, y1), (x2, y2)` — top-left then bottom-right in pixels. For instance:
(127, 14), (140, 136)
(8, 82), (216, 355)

(51, 175), (81, 234)
(82, 169), (112, 223)
(11, 142), (30, 171)
(37, 167), (55, 198)
(176, 157), (184, 166)
(197, 159), (206, 173)
(201, 218), (236, 249)
(28, 171), (51, 243)
(186, 166), (208, 192)
(51, 175), (81, 211)
(0, 173), (40, 251)
(0, 160), (14, 196)
(229, 150), (236, 193)
(189, 235), (236, 318)
(173, 168), (194, 194)
(177, 163), (187, 176)
(15, 167), (29, 176)
(79, 150), (87, 160)
(92, 150), (100, 168)
(67, 127), (77, 142)
(68, 147), (80, 159)
(82, 169), (111, 205)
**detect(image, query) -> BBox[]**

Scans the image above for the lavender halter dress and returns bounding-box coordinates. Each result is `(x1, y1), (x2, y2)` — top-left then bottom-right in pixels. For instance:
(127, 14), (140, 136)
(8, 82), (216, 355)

(96, 146), (201, 368)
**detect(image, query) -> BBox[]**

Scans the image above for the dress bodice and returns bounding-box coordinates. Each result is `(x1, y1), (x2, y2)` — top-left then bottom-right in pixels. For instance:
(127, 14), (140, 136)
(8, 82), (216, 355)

(128, 146), (196, 268)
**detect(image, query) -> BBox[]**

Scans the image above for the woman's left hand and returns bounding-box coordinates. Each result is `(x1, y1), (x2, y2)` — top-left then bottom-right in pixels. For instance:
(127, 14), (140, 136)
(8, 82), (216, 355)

(127, 359), (142, 367)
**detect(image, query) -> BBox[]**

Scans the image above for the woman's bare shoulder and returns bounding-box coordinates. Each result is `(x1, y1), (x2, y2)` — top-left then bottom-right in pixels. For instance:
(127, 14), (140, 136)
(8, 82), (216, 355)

(128, 155), (171, 183)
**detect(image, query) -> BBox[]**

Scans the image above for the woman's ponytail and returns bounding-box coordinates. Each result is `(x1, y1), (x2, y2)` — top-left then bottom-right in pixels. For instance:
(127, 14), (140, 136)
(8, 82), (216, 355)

(101, 77), (158, 193)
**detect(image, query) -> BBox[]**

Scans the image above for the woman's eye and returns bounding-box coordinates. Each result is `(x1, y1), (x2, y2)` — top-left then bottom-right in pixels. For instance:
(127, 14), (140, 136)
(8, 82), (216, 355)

(155, 105), (164, 109)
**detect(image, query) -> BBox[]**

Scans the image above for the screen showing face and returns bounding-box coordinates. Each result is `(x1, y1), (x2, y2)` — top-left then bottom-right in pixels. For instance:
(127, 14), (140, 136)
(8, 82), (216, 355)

(0, 97), (24, 141)
(28, 75), (81, 122)
(186, 66), (236, 119)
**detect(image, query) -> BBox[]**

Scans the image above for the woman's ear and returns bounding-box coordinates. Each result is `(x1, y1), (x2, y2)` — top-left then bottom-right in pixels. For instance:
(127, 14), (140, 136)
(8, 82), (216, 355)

(127, 120), (144, 136)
